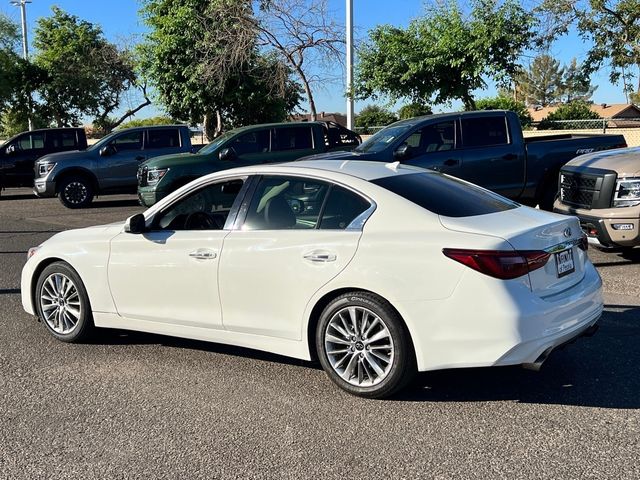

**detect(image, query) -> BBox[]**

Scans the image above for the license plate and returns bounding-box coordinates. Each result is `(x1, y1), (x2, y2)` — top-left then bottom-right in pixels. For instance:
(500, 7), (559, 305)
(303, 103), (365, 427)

(555, 248), (575, 278)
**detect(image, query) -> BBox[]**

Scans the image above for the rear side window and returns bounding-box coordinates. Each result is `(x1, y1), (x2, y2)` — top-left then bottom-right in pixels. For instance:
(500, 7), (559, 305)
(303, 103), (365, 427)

(272, 127), (313, 151)
(372, 172), (518, 217)
(148, 128), (180, 149)
(319, 186), (371, 229)
(461, 116), (508, 147)
(48, 131), (77, 148)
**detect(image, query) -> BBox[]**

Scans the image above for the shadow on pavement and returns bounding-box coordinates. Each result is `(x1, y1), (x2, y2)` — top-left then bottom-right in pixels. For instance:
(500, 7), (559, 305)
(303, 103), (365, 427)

(88, 198), (141, 209)
(0, 194), (39, 201)
(85, 308), (640, 408)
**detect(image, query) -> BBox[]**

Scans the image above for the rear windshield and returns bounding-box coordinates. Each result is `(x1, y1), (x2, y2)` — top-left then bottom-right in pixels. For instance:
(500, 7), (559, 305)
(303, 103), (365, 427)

(372, 172), (518, 217)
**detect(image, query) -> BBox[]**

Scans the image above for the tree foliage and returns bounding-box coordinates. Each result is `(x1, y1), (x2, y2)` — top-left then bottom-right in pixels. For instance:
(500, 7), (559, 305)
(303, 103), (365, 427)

(32, 7), (139, 128)
(355, 0), (535, 109)
(355, 105), (398, 132)
(561, 58), (597, 103)
(471, 95), (533, 128)
(139, 0), (302, 138)
(538, 0), (640, 99)
(398, 103), (432, 120)
(517, 54), (564, 107)
(538, 101), (601, 130)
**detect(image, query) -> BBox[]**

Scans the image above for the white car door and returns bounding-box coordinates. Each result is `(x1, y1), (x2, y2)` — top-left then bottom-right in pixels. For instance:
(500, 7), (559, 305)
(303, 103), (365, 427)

(219, 175), (374, 340)
(108, 177), (247, 329)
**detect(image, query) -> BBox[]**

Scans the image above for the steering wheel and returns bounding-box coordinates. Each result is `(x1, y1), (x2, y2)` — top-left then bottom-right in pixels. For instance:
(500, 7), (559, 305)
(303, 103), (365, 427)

(184, 211), (218, 230)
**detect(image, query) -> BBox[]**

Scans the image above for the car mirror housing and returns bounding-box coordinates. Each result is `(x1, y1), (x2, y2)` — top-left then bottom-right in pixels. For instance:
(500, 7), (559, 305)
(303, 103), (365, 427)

(124, 213), (147, 234)
(219, 147), (236, 161)
(6, 144), (16, 155)
(99, 145), (116, 157)
(394, 144), (412, 160)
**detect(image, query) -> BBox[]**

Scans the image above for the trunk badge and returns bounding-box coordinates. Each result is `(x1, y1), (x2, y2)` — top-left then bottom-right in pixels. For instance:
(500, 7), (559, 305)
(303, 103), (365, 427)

(563, 227), (572, 238)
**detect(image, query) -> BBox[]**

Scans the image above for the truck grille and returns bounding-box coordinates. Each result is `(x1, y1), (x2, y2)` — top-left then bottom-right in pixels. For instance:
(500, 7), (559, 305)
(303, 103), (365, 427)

(559, 169), (617, 210)
(138, 165), (148, 187)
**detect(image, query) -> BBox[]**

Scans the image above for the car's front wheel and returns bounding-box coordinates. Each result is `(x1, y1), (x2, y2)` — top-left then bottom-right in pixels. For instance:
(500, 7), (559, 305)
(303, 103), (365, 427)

(316, 292), (415, 399)
(59, 176), (94, 208)
(35, 262), (94, 342)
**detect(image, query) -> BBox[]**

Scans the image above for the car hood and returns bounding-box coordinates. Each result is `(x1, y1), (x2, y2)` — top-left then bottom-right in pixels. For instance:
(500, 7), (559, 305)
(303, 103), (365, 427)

(564, 146), (640, 177)
(142, 151), (207, 169)
(35, 149), (88, 164)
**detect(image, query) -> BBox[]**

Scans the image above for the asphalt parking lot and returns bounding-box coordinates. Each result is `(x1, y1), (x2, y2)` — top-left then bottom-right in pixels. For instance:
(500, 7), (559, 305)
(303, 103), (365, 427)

(1, 189), (639, 479)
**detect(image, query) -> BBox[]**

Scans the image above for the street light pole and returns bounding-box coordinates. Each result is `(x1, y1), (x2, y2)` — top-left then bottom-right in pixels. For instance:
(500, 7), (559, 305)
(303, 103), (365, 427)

(10, 0), (33, 131)
(346, 0), (354, 130)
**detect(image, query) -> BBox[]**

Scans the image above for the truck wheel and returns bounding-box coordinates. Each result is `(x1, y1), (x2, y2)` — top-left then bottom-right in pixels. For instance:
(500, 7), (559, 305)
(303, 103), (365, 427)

(59, 176), (94, 209)
(538, 182), (558, 211)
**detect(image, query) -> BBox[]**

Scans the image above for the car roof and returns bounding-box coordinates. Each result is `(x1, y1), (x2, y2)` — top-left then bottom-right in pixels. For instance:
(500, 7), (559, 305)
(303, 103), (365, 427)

(223, 160), (428, 182)
(388, 110), (510, 128)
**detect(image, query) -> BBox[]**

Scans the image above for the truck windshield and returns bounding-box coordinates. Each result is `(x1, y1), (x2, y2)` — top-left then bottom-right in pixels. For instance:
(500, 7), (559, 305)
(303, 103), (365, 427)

(199, 130), (237, 155)
(354, 124), (412, 154)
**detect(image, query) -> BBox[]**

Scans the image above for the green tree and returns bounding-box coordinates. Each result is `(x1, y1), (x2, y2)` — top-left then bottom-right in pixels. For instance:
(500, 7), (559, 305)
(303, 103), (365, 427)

(517, 54), (564, 107)
(398, 103), (432, 120)
(33, 7), (140, 127)
(471, 95), (533, 128)
(355, 105), (398, 133)
(538, 101), (601, 130)
(140, 0), (301, 138)
(119, 116), (178, 129)
(561, 58), (596, 103)
(0, 14), (20, 108)
(538, 0), (640, 101)
(355, 0), (534, 109)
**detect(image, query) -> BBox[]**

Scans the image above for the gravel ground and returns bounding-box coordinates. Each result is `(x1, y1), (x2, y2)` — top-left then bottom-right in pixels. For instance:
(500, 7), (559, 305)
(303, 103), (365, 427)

(0, 189), (638, 479)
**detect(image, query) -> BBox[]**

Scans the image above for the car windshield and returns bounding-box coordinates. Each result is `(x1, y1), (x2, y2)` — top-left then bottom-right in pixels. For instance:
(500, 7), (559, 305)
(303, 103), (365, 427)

(87, 130), (120, 151)
(198, 130), (238, 155)
(354, 124), (413, 153)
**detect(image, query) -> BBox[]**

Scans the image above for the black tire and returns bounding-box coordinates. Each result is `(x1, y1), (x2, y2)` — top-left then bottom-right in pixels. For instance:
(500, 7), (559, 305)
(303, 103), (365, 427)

(58, 175), (94, 208)
(35, 261), (94, 343)
(316, 291), (416, 399)
(538, 181), (558, 211)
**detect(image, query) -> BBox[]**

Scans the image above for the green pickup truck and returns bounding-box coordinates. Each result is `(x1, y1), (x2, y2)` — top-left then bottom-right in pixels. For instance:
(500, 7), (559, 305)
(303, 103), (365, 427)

(137, 121), (360, 207)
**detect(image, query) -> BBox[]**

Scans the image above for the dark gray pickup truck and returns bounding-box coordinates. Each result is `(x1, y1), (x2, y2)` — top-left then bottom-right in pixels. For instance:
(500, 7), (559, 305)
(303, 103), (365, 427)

(34, 125), (193, 208)
(302, 110), (627, 209)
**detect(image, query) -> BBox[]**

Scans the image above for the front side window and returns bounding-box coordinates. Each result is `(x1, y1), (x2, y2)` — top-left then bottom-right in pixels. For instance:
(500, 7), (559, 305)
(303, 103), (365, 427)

(461, 116), (509, 148)
(154, 178), (245, 231)
(17, 133), (45, 150)
(243, 176), (329, 230)
(400, 121), (455, 155)
(232, 130), (270, 155)
(112, 131), (143, 151)
(272, 127), (313, 151)
(148, 128), (180, 149)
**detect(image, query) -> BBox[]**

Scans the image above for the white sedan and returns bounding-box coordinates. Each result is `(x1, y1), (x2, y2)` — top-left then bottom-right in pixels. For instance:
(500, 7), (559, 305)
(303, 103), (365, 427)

(21, 160), (603, 398)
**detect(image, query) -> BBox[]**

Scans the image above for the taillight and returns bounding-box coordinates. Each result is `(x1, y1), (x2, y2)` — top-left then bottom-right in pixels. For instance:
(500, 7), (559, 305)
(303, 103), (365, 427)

(442, 249), (551, 280)
(578, 234), (588, 251)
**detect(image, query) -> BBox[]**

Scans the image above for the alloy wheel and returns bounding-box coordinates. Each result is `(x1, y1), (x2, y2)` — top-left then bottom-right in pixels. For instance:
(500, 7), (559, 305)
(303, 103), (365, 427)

(39, 273), (82, 334)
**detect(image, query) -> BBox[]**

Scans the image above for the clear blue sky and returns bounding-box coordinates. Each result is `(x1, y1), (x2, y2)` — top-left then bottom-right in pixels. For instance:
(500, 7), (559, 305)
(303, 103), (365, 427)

(0, 0), (629, 119)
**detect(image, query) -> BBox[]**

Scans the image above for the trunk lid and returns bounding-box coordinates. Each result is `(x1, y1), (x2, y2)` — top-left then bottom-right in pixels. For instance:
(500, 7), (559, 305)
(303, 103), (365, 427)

(440, 206), (587, 298)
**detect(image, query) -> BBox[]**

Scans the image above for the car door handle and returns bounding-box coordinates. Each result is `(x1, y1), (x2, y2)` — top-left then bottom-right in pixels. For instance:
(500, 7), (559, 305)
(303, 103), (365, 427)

(188, 249), (217, 260)
(443, 158), (459, 167)
(303, 251), (337, 263)
(502, 153), (518, 161)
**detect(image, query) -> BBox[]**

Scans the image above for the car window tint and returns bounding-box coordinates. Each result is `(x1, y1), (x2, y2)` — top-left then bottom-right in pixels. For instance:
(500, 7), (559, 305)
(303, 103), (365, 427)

(372, 172), (518, 217)
(155, 179), (245, 231)
(18, 133), (45, 150)
(112, 131), (143, 151)
(272, 127), (313, 151)
(148, 128), (180, 149)
(48, 131), (76, 148)
(232, 130), (270, 155)
(319, 186), (371, 229)
(461, 116), (508, 147)
(399, 121), (455, 155)
(324, 123), (359, 147)
(61, 131), (76, 147)
(243, 176), (329, 230)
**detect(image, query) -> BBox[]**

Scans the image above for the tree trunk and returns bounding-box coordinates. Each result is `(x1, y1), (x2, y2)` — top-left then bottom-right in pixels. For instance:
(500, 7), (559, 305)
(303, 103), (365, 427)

(462, 94), (477, 111)
(297, 68), (316, 121)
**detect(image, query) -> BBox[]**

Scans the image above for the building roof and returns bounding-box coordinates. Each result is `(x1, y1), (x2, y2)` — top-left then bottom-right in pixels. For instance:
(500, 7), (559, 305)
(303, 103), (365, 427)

(528, 103), (640, 123)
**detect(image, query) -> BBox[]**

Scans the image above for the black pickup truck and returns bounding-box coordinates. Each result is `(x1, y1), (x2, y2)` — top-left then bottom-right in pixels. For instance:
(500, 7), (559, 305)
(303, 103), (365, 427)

(0, 127), (87, 197)
(302, 110), (627, 209)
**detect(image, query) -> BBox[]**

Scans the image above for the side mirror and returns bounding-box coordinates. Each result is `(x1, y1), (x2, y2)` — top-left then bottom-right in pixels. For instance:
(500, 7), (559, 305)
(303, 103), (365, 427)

(394, 144), (412, 160)
(219, 147), (236, 161)
(6, 144), (16, 155)
(100, 144), (117, 157)
(124, 213), (147, 234)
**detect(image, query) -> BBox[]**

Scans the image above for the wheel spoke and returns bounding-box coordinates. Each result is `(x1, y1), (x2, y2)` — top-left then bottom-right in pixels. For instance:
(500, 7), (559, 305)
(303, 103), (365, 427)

(66, 306), (80, 320)
(340, 354), (359, 381)
(370, 349), (391, 364)
(366, 328), (390, 345)
(348, 307), (358, 334)
(334, 351), (351, 370)
(364, 352), (386, 377)
(326, 334), (351, 345)
(357, 359), (364, 385)
(363, 318), (380, 339)
(329, 322), (350, 339)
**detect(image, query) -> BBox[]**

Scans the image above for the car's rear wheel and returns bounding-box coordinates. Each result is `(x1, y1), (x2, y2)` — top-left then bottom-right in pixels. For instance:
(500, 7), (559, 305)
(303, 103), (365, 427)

(316, 292), (415, 399)
(59, 175), (94, 208)
(35, 262), (94, 342)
